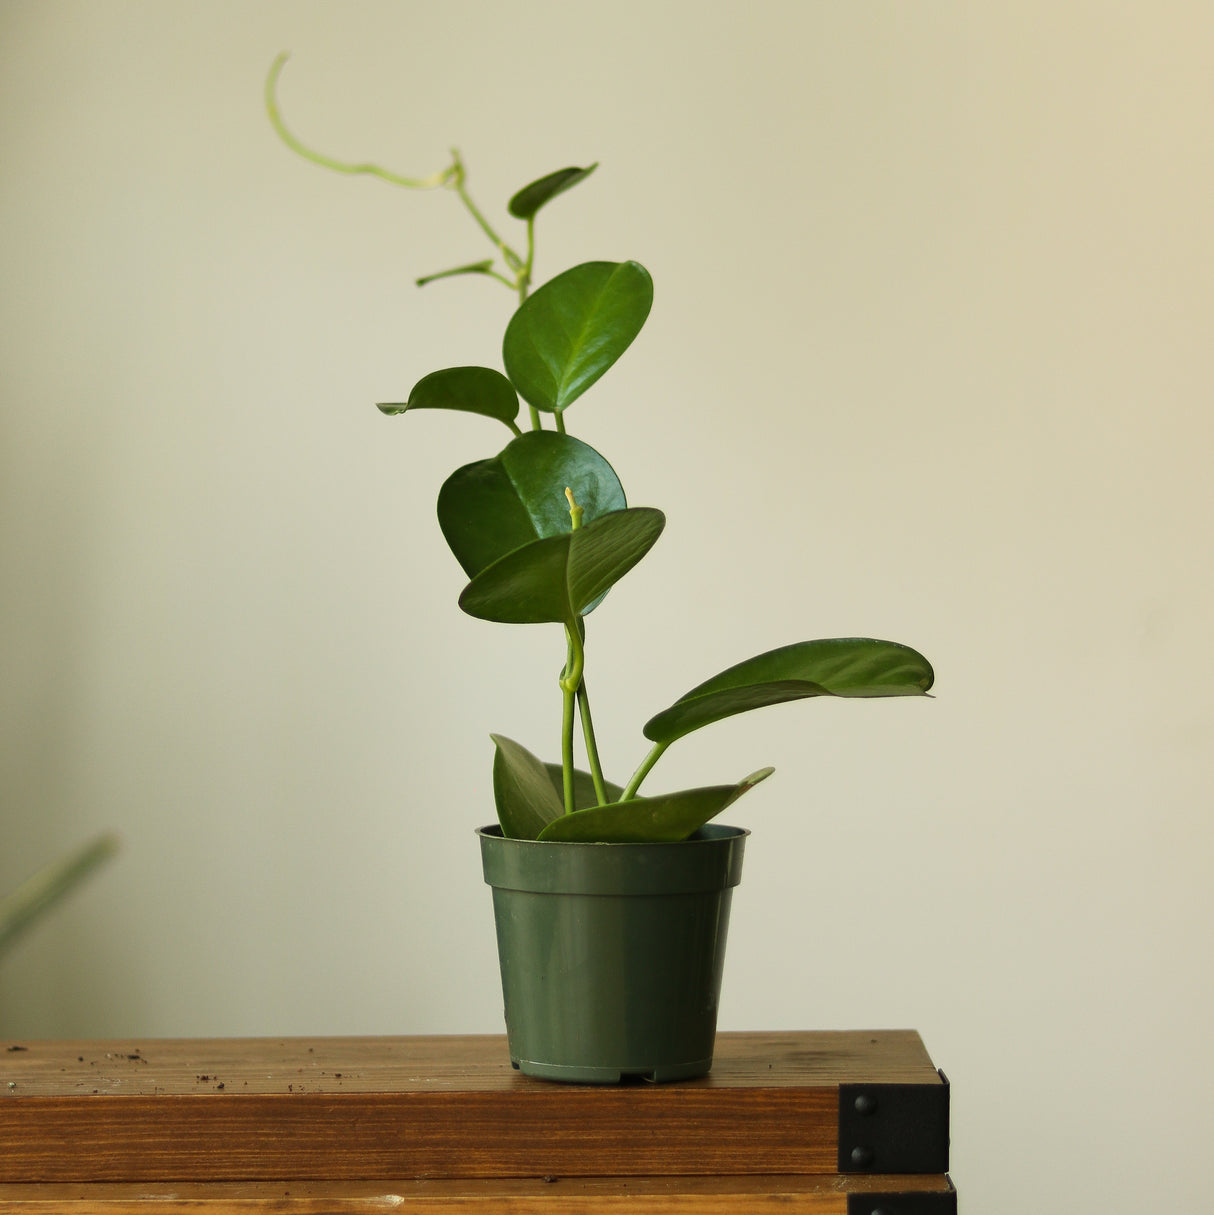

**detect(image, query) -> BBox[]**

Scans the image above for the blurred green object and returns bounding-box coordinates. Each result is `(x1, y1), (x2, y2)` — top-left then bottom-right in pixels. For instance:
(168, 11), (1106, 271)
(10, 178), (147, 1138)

(0, 834), (119, 958)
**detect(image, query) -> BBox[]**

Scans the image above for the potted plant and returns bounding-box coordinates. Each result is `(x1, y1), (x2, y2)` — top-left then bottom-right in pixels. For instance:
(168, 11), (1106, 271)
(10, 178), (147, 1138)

(266, 55), (934, 1083)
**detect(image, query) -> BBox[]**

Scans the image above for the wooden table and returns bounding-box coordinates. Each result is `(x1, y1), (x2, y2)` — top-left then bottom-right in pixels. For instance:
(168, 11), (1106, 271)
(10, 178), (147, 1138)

(0, 1031), (956, 1212)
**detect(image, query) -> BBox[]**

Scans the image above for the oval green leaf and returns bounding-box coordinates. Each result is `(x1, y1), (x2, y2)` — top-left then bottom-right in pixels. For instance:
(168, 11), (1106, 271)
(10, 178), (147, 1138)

(508, 164), (598, 220)
(458, 506), (665, 625)
(378, 366), (519, 427)
(537, 767), (773, 843)
(502, 261), (653, 414)
(491, 734), (565, 840)
(643, 639), (935, 745)
(437, 432), (625, 579)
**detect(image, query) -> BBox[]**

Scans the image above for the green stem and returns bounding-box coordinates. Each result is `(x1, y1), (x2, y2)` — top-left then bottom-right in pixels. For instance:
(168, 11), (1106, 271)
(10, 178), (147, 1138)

(564, 486), (584, 531)
(266, 54), (455, 191)
(558, 628), (582, 815)
(557, 489), (597, 811)
(620, 740), (670, 802)
(560, 677), (576, 815)
(267, 56), (539, 305)
(554, 411), (567, 435)
(449, 150), (525, 277)
(516, 224), (540, 428)
(576, 679), (609, 806)
(520, 216), (535, 299)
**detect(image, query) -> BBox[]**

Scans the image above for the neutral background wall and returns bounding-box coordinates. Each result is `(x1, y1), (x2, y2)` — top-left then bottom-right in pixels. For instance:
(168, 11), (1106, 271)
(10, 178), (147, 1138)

(2, 2), (1211, 1209)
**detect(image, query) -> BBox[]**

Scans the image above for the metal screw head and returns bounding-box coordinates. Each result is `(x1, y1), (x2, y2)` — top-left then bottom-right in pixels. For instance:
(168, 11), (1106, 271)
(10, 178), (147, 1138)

(850, 1145), (874, 1167)
(854, 1092), (878, 1115)
(871, 1207), (890, 1215)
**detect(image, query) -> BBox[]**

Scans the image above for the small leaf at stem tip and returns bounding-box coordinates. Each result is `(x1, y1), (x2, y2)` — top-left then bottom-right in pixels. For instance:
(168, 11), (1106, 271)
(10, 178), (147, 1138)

(415, 259), (496, 287)
(507, 164), (598, 220)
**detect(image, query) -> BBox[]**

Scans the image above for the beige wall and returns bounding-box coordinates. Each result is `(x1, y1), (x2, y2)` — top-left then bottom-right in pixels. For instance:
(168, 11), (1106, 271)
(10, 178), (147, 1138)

(2, 2), (1212, 1208)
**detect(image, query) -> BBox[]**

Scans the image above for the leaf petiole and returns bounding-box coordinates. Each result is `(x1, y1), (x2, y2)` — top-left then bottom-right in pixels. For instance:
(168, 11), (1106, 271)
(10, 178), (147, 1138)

(620, 739), (670, 802)
(576, 679), (609, 806)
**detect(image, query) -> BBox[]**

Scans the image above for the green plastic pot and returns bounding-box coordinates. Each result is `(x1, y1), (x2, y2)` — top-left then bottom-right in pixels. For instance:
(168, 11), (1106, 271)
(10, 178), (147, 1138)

(477, 823), (748, 1083)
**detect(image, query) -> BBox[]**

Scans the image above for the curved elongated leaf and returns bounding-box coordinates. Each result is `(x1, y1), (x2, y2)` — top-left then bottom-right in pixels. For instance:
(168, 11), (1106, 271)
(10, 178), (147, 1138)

(0, 833), (119, 957)
(459, 506), (664, 625)
(378, 366), (519, 427)
(491, 734), (565, 840)
(437, 432), (625, 579)
(644, 639), (935, 745)
(508, 164), (598, 220)
(543, 762), (623, 810)
(503, 261), (653, 414)
(537, 767), (773, 843)
(415, 260), (496, 288)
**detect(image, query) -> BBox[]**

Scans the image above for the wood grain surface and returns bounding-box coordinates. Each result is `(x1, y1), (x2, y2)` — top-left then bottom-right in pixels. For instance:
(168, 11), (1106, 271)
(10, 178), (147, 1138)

(0, 1175), (956, 1214)
(0, 1032), (945, 1184)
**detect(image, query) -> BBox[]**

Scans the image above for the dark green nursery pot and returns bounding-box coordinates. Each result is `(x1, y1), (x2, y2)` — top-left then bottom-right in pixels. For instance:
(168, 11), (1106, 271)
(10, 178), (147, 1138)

(477, 823), (748, 1083)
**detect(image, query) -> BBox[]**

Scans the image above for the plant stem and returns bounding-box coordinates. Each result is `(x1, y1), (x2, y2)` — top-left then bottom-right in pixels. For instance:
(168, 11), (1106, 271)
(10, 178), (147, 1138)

(266, 56), (540, 308)
(448, 150), (526, 276)
(576, 679), (609, 805)
(265, 55), (455, 191)
(520, 216), (535, 300)
(557, 489), (599, 812)
(515, 227), (543, 430)
(560, 647), (576, 815)
(620, 740), (670, 802)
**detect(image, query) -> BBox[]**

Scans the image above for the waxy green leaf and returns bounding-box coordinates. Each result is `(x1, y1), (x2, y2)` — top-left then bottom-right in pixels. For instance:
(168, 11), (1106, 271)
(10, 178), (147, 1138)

(492, 736), (623, 839)
(502, 261), (653, 414)
(459, 506), (664, 625)
(437, 432), (625, 579)
(491, 734), (565, 840)
(508, 164), (598, 220)
(378, 366), (520, 428)
(537, 767), (773, 843)
(644, 639), (935, 745)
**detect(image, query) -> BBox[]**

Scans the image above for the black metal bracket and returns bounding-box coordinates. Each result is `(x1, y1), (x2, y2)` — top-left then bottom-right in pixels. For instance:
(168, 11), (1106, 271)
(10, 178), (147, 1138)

(846, 1182), (958, 1215)
(838, 1069), (950, 1173)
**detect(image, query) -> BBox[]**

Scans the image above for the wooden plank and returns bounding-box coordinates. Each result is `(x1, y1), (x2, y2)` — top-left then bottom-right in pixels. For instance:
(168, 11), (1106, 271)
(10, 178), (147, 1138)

(0, 1032), (945, 1183)
(0, 1175), (957, 1213)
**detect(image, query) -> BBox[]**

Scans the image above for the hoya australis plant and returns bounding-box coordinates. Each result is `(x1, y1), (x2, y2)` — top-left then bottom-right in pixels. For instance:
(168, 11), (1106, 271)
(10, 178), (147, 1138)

(267, 56), (934, 844)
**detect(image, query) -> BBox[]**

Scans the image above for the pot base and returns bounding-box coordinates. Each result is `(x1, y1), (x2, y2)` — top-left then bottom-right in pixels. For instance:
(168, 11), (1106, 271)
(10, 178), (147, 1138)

(511, 1055), (712, 1084)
